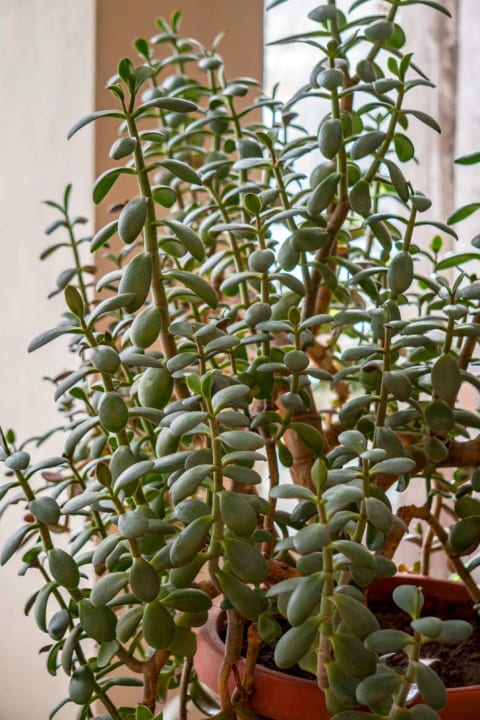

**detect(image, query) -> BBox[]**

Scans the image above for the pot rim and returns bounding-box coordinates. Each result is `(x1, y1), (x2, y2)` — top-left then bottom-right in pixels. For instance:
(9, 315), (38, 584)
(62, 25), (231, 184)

(200, 574), (480, 695)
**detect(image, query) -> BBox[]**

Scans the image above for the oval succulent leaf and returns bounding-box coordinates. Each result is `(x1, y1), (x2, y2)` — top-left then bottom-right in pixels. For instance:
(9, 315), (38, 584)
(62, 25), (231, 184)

(170, 515), (213, 567)
(91, 572), (129, 606)
(318, 119), (343, 159)
(220, 491), (258, 537)
(118, 252), (153, 312)
(413, 661), (447, 711)
(431, 354), (461, 404)
(424, 399), (455, 434)
(224, 537), (268, 584)
(331, 632), (377, 678)
(48, 549), (80, 590)
(333, 591), (380, 639)
(286, 573), (323, 627)
(355, 672), (402, 711)
(388, 251), (414, 294)
(364, 628), (413, 654)
(307, 172), (341, 215)
(448, 516), (480, 555)
(392, 584), (424, 618)
(116, 606), (143, 643)
(350, 131), (386, 161)
(118, 197), (148, 244)
(274, 618), (318, 669)
(161, 588), (212, 612)
(130, 557), (160, 603)
(79, 600), (117, 643)
(143, 601), (175, 649)
(216, 569), (264, 620)
(410, 616), (442, 639)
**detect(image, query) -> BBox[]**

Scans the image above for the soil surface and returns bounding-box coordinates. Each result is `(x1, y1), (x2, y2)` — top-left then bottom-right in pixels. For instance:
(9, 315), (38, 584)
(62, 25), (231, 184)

(220, 594), (480, 688)
(369, 594), (480, 688)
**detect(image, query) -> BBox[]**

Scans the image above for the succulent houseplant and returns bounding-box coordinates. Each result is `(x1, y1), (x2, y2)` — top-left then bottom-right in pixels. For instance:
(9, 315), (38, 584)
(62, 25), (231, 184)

(3, 1), (480, 719)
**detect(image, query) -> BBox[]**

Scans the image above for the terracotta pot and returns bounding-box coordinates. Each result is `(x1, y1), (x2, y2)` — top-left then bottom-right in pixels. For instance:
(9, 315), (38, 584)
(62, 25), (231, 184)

(195, 575), (480, 720)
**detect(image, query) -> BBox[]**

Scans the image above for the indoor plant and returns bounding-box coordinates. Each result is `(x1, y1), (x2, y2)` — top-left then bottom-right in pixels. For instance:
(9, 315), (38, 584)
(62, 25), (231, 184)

(1, 1), (480, 719)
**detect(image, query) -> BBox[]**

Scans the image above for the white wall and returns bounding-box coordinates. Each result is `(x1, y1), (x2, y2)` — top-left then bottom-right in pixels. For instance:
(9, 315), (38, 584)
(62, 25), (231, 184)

(0, 2), (94, 718)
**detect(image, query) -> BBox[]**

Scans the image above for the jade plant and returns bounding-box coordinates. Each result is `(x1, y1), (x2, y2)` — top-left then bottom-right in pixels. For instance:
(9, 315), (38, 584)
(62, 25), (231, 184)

(2, 1), (480, 719)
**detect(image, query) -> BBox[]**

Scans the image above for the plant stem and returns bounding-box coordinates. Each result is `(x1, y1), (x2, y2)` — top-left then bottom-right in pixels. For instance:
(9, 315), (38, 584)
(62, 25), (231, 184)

(125, 110), (188, 398)
(179, 656), (194, 720)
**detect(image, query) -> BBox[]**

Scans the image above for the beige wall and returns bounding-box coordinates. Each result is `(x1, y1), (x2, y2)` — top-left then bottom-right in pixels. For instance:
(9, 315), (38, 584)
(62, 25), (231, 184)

(0, 2), (95, 718)
(94, 0), (264, 245)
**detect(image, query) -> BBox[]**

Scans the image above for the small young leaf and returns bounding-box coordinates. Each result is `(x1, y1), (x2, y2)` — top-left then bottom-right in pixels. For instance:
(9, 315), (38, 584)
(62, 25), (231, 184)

(67, 110), (125, 140)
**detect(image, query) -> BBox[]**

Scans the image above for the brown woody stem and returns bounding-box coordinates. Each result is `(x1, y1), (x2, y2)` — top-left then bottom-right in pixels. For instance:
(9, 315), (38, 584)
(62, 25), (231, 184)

(142, 649), (171, 712)
(218, 609), (244, 712)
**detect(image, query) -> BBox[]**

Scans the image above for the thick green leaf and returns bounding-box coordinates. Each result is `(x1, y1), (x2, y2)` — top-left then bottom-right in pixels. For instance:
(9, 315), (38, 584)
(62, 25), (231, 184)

(402, 0), (451, 17)
(370, 457), (416, 476)
(364, 628), (412, 653)
(65, 417), (100, 457)
(449, 516), (480, 554)
(93, 168), (135, 205)
(356, 672), (402, 710)
(87, 293), (136, 326)
(162, 219), (205, 261)
(1, 525), (33, 565)
(220, 491), (259, 537)
(406, 109), (441, 133)
(350, 131), (386, 160)
(216, 569), (264, 620)
(61, 623), (84, 675)
(270, 485), (316, 501)
(416, 220), (457, 238)
(134, 97), (197, 116)
(170, 464), (212, 504)
(274, 618), (318, 669)
(436, 251), (480, 270)
(394, 133), (415, 162)
(331, 632), (376, 678)
(393, 584), (423, 617)
(62, 491), (107, 513)
(91, 220), (118, 251)
(91, 572), (129, 606)
(414, 661), (446, 710)
(447, 203), (480, 225)
(34, 581), (57, 632)
(167, 270), (218, 308)
(158, 159), (202, 185)
(67, 110), (125, 140)
(28, 325), (79, 353)
(113, 460), (155, 491)
(455, 150), (480, 165)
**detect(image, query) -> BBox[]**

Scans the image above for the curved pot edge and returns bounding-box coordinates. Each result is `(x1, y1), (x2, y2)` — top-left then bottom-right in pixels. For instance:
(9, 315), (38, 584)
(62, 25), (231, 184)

(195, 575), (480, 720)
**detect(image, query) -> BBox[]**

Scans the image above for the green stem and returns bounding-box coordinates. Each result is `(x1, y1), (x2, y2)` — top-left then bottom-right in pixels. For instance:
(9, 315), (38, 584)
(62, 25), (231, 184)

(317, 500), (334, 690)
(207, 183), (250, 307)
(205, 395), (224, 581)
(364, 88), (405, 185)
(365, 1), (402, 66)
(375, 324), (392, 431)
(125, 111), (188, 400)
(402, 206), (417, 253)
(443, 316), (455, 355)
(389, 638), (420, 718)
(65, 212), (90, 313)
(81, 322), (129, 446)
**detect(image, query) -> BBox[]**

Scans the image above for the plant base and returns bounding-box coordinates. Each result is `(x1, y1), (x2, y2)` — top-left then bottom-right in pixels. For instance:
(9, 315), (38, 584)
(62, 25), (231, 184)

(196, 576), (480, 720)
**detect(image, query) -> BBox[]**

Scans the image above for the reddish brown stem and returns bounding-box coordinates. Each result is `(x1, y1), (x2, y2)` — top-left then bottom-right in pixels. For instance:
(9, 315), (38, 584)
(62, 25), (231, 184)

(218, 609), (244, 712)
(142, 650), (171, 712)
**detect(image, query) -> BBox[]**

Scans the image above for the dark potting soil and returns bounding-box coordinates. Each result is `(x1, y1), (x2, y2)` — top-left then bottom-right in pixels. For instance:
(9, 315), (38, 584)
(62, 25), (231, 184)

(369, 594), (480, 688)
(220, 595), (480, 688)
